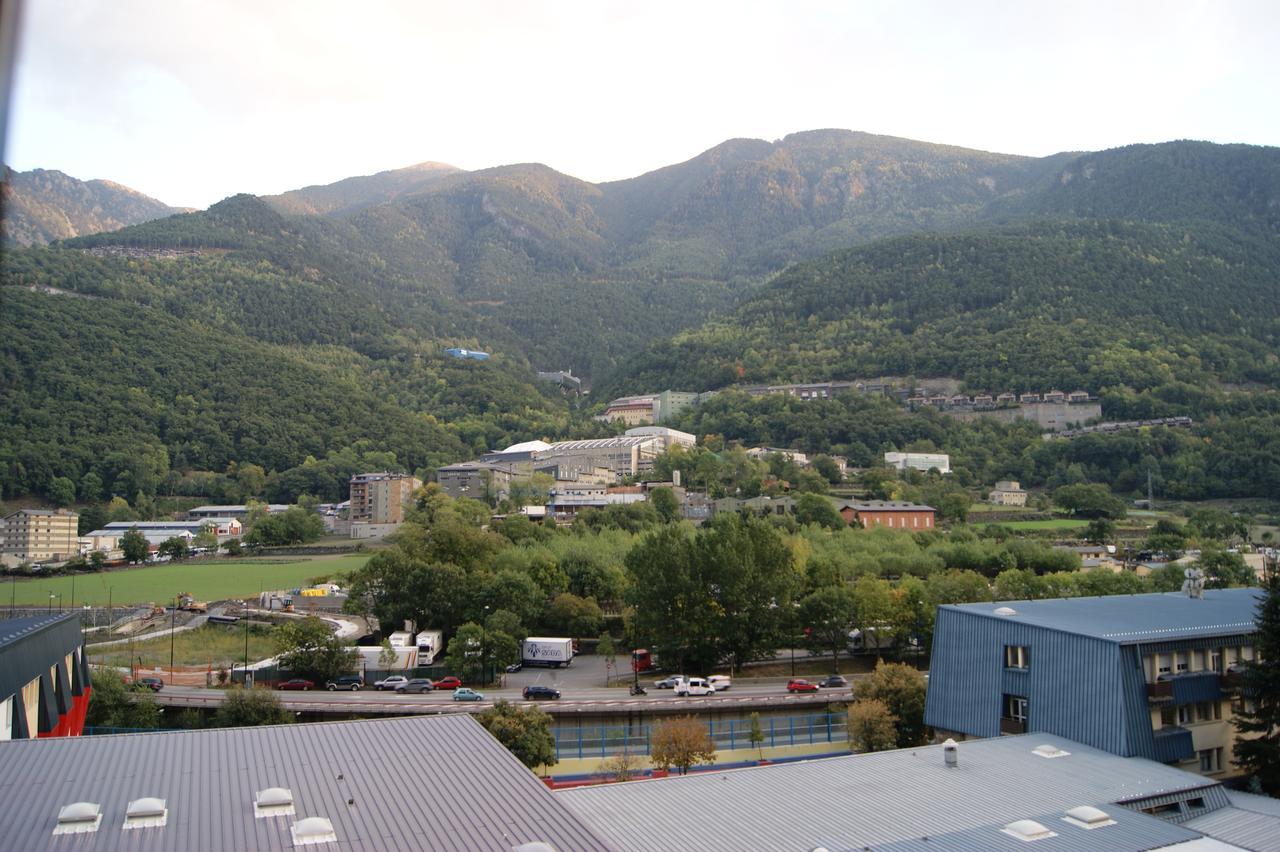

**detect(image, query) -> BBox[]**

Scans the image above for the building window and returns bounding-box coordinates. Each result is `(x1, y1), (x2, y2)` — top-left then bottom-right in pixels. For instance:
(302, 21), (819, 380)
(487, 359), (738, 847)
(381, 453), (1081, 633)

(1210, 650), (1222, 672)
(1004, 645), (1030, 670)
(1198, 749), (1220, 773)
(1176, 652), (1189, 673)
(1178, 705), (1192, 725)
(1158, 655), (1172, 676)
(1160, 706), (1177, 727)
(1004, 694), (1028, 722)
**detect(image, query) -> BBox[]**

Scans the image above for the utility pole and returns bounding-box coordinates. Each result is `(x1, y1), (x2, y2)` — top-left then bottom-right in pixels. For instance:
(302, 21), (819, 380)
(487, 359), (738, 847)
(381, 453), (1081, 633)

(169, 594), (177, 678)
(1147, 469), (1155, 511)
(243, 598), (250, 687)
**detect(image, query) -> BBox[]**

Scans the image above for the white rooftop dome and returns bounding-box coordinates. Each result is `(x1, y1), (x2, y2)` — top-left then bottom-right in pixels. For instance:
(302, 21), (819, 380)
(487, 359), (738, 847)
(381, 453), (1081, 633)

(500, 440), (551, 454)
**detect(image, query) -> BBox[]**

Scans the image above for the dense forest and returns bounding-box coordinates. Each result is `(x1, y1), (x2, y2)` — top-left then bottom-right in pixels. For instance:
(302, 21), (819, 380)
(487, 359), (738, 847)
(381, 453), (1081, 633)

(5, 132), (1280, 506)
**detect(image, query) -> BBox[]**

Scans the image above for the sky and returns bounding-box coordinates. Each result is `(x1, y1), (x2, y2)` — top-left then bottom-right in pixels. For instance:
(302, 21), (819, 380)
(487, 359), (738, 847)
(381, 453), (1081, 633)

(7, 0), (1280, 209)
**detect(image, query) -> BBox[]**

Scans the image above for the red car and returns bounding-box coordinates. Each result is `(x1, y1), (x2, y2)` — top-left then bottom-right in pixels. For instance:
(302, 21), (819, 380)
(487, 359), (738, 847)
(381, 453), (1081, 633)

(277, 678), (315, 691)
(433, 676), (462, 691)
(787, 678), (819, 693)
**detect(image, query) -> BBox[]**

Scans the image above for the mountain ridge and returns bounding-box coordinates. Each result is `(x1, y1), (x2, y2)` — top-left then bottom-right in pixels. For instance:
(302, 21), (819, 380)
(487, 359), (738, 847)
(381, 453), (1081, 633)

(2, 166), (184, 247)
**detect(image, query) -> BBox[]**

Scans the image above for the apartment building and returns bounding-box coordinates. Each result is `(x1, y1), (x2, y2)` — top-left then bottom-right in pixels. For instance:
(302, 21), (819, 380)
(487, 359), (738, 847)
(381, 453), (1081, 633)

(348, 473), (422, 524)
(989, 480), (1028, 506)
(924, 588), (1263, 779)
(884, 451), (951, 474)
(435, 461), (519, 503)
(1, 509), (79, 564)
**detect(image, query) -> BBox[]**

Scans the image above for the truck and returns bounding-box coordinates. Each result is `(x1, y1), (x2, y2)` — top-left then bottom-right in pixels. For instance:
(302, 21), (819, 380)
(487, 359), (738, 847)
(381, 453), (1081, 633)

(177, 593), (208, 614)
(415, 630), (444, 666)
(520, 637), (574, 668)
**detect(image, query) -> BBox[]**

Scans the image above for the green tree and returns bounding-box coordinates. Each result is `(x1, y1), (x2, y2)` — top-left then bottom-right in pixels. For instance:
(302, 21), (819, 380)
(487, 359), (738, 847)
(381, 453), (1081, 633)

(445, 622), (519, 684)
(1233, 571), (1280, 792)
(795, 493), (846, 529)
(106, 495), (136, 523)
(748, 711), (766, 760)
(1083, 518), (1115, 545)
(549, 593), (604, 637)
(1198, 547), (1254, 589)
(810, 455), (844, 485)
(476, 700), (558, 771)
(485, 608), (527, 642)
(377, 639), (399, 670)
(650, 487), (680, 524)
(597, 633), (616, 680)
(800, 585), (857, 672)
(88, 550), (107, 571)
(853, 660), (928, 748)
(847, 698), (899, 752)
(213, 688), (292, 727)
(244, 506), (324, 546)
(650, 716), (716, 775)
(158, 537), (190, 560)
(85, 669), (161, 729)
(48, 476), (76, 507)
(273, 617), (359, 683)
(120, 527), (149, 563)
(1051, 484), (1127, 519)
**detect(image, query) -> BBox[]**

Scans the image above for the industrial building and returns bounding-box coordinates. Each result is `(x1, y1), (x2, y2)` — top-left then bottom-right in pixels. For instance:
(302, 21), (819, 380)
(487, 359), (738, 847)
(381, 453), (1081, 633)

(1, 613), (92, 740)
(844, 500), (936, 530)
(884, 451), (951, 474)
(924, 588), (1263, 780)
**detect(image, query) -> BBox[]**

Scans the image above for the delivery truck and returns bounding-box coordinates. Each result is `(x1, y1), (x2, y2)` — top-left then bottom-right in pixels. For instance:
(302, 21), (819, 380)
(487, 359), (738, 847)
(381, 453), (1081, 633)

(415, 630), (444, 666)
(520, 637), (574, 668)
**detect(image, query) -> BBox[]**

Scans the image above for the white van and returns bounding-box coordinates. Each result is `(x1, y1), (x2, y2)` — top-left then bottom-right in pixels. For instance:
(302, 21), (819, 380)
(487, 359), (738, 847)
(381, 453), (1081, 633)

(676, 677), (715, 696)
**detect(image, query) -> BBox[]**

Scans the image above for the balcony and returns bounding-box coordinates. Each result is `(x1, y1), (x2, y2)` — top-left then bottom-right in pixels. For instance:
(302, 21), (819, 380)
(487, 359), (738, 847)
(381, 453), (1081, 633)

(1146, 671), (1224, 705)
(1000, 717), (1027, 735)
(1152, 726), (1195, 764)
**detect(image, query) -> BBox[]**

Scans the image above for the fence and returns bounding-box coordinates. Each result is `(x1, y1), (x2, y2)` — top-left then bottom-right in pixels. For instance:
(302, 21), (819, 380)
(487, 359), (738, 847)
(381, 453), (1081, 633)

(552, 711), (847, 761)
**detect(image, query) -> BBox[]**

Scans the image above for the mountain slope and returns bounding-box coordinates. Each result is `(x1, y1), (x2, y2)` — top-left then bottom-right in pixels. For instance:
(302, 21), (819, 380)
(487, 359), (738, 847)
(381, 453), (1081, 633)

(262, 161), (462, 217)
(603, 219), (1280, 397)
(2, 167), (183, 246)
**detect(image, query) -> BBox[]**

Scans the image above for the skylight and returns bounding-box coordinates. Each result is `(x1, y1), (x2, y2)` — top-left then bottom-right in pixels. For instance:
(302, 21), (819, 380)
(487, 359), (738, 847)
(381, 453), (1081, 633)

(255, 786), (296, 818)
(291, 816), (337, 846)
(1001, 819), (1057, 842)
(994, 606), (1018, 616)
(53, 802), (102, 836)
(124, 797), (168, 829)
(1031, 744), (1070, 759)
(1062, 805), (1116, 829)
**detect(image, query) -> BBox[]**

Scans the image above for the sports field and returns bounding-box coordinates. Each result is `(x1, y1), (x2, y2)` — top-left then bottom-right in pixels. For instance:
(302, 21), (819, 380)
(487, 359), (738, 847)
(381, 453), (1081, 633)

(4, 553), (370, 606)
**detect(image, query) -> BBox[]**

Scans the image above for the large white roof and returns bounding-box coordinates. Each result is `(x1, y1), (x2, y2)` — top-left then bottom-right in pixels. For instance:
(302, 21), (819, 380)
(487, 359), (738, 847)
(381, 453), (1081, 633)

(500, 439), (552, 454)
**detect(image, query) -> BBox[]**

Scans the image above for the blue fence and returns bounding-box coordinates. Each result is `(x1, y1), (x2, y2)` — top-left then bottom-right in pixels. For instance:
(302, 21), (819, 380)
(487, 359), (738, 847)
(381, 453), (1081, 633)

(552, 712), (847, 760)
(84, 726), (165, 736)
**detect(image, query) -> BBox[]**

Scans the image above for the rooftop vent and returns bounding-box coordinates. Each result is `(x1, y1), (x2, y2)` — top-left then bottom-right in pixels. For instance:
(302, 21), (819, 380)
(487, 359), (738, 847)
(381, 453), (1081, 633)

(291, 816), (337, 847)
(513, 845), (558, 852)
(994, 606), (1018, 616)
(255, 787), (296, 818)
(1062, 805), (1116, 830)
(943, 738), (958, 768)
(124, 797), (168, 830)
(1001, 820), (1057, 842)
(53, 802), (102, 835)
(1032, 744), (1071, 759)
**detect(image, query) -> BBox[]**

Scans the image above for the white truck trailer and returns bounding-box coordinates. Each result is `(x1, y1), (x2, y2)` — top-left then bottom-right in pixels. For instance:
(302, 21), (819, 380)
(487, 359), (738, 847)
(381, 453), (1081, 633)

(520, 637), (574, 668)
(415, 630), (444, 666)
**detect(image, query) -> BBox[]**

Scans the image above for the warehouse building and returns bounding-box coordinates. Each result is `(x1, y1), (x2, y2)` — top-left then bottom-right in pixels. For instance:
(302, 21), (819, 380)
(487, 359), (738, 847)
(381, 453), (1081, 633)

(1, 613), (91, 740)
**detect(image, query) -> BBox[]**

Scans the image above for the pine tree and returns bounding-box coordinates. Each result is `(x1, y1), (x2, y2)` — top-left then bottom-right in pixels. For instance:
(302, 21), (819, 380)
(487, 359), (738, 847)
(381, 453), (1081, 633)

(1233, 571), (1280, 794)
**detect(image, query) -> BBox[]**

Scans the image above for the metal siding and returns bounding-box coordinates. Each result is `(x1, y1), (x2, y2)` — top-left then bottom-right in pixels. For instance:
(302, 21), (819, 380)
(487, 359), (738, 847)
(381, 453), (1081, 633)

(923, 608), (1004, 737)
(1119, 645), (1157, 759)
(1171, 672), (1223, 704)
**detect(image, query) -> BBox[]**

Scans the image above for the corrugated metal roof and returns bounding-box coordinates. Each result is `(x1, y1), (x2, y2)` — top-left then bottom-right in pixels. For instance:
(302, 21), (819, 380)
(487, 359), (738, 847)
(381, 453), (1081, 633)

(0, 714), (612, 851)
(556, 734), (1230, 852)
(1184, 790), (1280, 851)
(939, 589), (1263, 644)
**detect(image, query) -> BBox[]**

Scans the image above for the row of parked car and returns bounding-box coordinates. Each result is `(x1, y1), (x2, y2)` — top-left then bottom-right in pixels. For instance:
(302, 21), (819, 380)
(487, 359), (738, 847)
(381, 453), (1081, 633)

(272, 674), (564, 702)
(651, 674), (849, 695)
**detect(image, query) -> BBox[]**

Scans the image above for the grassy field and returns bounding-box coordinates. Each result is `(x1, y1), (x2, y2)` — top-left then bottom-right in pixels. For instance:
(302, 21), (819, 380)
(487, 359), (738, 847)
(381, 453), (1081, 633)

(88, 624), (279, 668)
(986, 519), (1089, 530)
(5, 553), (370, 606)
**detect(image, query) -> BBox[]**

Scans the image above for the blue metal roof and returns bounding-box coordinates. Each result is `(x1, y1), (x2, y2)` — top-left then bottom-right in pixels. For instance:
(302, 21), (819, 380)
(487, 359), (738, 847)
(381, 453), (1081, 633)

(939, 589), (1263, 644)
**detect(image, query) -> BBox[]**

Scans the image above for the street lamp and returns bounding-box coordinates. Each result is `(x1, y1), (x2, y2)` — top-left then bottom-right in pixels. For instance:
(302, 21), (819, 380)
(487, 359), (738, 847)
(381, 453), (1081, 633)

(48, 592), (55, 614)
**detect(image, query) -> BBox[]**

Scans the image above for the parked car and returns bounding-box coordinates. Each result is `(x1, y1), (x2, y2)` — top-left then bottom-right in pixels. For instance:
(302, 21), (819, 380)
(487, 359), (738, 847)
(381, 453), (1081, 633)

(817, 675), (849, 689)
(522, 685), (561, 700)
(277, 678), (315, 691)
(787, 678), (819, 693)
(505, 662), (523, 673)
(433, 676), (462, 691)
(374, 675), (408, 691)
(395, 678), (435, 694)
(135, 677), (164, 692)
(452, 687), (484, 702)
(325, 675), (364, 691)
(676, 677), (716, 696)
(708, 675), (732, 691)
(654, 675), (685, 689)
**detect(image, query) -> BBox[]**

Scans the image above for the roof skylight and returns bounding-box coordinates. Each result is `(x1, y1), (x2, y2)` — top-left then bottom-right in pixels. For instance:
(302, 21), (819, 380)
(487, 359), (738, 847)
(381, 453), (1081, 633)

(1001, 819), (1057, 842)
(1062, 805), (1116, 829)
(255, 787), (296, 818)
(53, 802), (102, 835)
(124, 797), (168, 829)
(291, 816), (337, 846)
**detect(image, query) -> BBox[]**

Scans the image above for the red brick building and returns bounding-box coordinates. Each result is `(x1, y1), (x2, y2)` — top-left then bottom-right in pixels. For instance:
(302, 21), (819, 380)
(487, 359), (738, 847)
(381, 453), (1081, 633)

(843, 500), (936, 531)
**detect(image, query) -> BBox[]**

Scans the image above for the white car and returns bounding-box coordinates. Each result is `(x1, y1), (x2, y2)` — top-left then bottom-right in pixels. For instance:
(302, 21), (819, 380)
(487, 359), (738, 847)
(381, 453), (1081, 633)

(374, 675), (408, 691)
(708, 675), (731, 691)
(676, 677), (715, 696)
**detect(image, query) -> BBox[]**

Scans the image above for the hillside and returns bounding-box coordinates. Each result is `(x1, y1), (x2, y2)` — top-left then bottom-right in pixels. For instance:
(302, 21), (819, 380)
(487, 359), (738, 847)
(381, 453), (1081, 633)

(2, 167), (183, 247)
(603, 219), (1280, 398)
(262, 161), (462, 217)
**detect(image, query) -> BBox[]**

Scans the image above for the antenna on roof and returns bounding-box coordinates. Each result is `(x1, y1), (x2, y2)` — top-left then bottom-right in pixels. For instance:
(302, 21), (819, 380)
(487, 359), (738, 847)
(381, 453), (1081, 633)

(1182, 566), (1205, 599)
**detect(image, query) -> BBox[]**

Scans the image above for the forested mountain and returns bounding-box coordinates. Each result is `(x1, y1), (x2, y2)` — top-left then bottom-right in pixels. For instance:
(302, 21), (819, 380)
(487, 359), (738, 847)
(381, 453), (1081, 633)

(6, 131), (1280, 505)
(262, 161), (462, 217)
(602, 219), (1280, 397)
(1, 167), (183, 247)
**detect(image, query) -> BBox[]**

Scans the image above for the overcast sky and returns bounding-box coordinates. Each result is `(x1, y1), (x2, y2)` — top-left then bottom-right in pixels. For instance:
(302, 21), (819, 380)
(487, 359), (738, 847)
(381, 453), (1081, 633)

(8, 0), (1279, 209)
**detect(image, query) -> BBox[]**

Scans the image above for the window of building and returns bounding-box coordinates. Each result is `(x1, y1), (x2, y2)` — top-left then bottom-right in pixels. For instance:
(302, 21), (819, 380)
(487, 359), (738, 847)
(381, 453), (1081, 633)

(1178, 705), (1192, 725)
(1210, 650), (1222, 672)
(1004, 694), (1029, 722)
(1158, 655), (1172, 676)
(1160, 706), (1177, 727)
(1198, 750), (1219, 773)
(1004, 645), (1030, 670)
(1176, 652), (1189, 673)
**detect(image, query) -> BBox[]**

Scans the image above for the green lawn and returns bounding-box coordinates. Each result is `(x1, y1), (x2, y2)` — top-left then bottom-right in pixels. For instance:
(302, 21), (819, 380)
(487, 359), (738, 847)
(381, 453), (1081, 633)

(5, 554), (370, 606)
(987, 519), (1089, 530)
(88, 623), (279, 668)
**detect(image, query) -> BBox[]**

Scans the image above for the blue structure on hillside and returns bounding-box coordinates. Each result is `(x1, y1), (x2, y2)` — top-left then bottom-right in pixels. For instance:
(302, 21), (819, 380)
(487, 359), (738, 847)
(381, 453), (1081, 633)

(444, 347), (490, 361)
(924, 588), (1262, 776)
